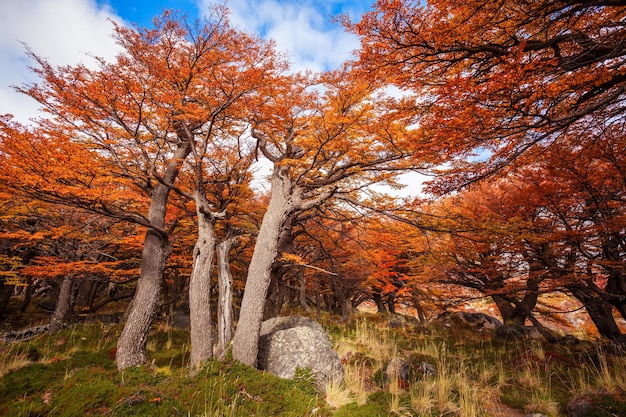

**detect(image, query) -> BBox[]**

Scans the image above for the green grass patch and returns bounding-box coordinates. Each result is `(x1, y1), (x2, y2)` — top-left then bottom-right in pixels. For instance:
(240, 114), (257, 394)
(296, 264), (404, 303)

(1, 315), (626, 416)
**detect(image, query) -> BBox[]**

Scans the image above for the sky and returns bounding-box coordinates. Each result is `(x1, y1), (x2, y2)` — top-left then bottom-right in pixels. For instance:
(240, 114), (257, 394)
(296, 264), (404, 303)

(0, 0), (369, 122)
(0, 0), (424, 197)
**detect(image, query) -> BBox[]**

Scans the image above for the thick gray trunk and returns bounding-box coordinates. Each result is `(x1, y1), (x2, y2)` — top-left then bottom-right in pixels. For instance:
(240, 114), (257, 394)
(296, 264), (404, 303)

(116, 228), (169, 369)
(49, 276), (73, 334)
(299, 274), (310, 313)
(189, 195), (217, 369)
(116, 141), (190, 371)
(232, 171), (295, 366)
(216, 236), (237, 357)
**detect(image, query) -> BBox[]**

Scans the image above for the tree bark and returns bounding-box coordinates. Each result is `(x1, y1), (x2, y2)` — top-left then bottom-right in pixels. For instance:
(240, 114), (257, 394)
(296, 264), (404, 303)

(189, 196), (218, 369)
(341, 294), (352, 322)
(19, 276), (32, 313)
(0, 282), (14, 319)
(232, 169), (295, 366)
(116, 228), (170, 369)
(571, 287), (623, 339)
(116, 141), (191, 371)
(49, 276), (73, 334)
(411, 290), (426, 323)
(299, 273), (311, 313)
(216, 236), (238, 357)
(386, 292), (396, 314)
(372, 292), (387, 313)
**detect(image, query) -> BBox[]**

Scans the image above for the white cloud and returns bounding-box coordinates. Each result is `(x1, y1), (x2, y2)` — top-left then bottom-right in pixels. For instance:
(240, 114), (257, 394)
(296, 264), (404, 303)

(0, 0), (123, 123)
(199, 0), (360, 72)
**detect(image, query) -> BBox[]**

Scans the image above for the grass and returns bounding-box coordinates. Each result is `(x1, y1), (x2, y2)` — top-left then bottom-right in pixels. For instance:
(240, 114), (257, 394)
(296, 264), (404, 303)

(329, 313), (626, 416)
(1, 312), (626, 416)
(0, 323), (328, 416)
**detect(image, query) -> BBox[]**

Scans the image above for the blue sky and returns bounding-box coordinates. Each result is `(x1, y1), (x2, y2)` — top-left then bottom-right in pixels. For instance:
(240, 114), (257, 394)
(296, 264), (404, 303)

(1, 0), (370, 122)
(0, 0), (424, 197)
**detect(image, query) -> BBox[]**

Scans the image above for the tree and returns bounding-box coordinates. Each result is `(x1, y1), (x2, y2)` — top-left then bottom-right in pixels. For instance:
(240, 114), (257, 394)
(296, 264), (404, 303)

(424, 183), (548, 326)
(0, 190), (138, 331)
(232, 68), (418, 366)
(347, 0), (626, 337)
(185, 131), (272, 368)
(348, 0), (626, 189)
(1, 9), (280, 369)
(422, 139), (626, 338)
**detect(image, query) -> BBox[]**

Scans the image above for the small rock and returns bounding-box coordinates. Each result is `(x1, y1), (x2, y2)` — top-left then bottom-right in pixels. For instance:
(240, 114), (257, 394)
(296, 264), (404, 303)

(436, 311), (503, 332)
(567, 397), (604, 417)
(417, 361), (437, 377)
(559, 334), (579, 346)
(493, 324), (540, 341)
(385, 357), (410, 387)
(27, 347), (40, 362)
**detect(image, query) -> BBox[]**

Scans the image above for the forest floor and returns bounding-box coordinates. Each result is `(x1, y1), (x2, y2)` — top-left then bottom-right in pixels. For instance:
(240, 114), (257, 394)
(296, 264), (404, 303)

(1, 311), (626, 416)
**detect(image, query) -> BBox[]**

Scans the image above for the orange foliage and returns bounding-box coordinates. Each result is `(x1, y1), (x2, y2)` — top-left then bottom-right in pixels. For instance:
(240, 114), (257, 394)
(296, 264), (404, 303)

(348, 0), (626, 191)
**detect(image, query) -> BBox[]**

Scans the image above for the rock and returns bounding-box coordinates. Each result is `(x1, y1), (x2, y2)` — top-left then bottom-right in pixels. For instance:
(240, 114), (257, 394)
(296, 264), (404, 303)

(416, 361), (437, 377)
(493, 324), (541, 341)
(388, 314), (420, 329)
(257, 316), (344, 388)
(385, 357), (410, 387)
(559, 334), (579, 346)
(27, 347), (40, 362)
(1, 325), (49, 342)
(436, 311), (503, 331)
(567, 398), (600, 417)
(567, 393), (625, 417)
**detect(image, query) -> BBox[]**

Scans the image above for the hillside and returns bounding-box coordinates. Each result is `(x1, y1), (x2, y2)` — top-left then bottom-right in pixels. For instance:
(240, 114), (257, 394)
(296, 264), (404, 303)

(1, 312), (625, 417)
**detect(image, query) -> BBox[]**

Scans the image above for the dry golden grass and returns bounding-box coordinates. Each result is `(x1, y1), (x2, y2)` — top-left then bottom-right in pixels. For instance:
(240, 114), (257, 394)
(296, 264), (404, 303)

(594, 349), (626, 393)
(323, 378), (354, 409)
(343, 360), (372, 405)
(0, 351), (30, 378)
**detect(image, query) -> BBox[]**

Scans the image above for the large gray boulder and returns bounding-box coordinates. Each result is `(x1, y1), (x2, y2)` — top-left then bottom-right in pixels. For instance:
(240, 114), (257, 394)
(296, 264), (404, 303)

(257, 316), (344, 387)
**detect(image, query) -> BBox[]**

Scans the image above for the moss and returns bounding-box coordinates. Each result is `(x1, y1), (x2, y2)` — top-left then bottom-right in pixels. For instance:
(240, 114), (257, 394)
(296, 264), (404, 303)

(333, 391), (390, 417)
(2, 314), (626, 416)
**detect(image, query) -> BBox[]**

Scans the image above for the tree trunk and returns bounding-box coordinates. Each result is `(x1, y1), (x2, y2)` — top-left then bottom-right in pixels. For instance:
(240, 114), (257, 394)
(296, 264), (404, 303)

(341, 294), (352, 322)
(372, 292), (387, 313)
(189, 198), (217, 369)
(232, 170), (295, 366)
(315, 278), (321, 321)
(411, 292), (426, 323)
(0, 282), (14, 319)
(216, 236), (238, 357)
(116, 228), (170, 369)
(49, 276), (73, 334)
(19, 276), (32, 313)
(492, 295), (524, 325)
(116, 141), (191, 371)
(74, 280), (94, 310)
(571, 287), (623, 339)
(386, 292), (396, 314)
(299, 273), (311, 313)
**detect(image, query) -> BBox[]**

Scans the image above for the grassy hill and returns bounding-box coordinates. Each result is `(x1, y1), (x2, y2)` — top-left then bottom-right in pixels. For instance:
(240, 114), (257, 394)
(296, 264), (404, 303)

(1, 313), (625, 416)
